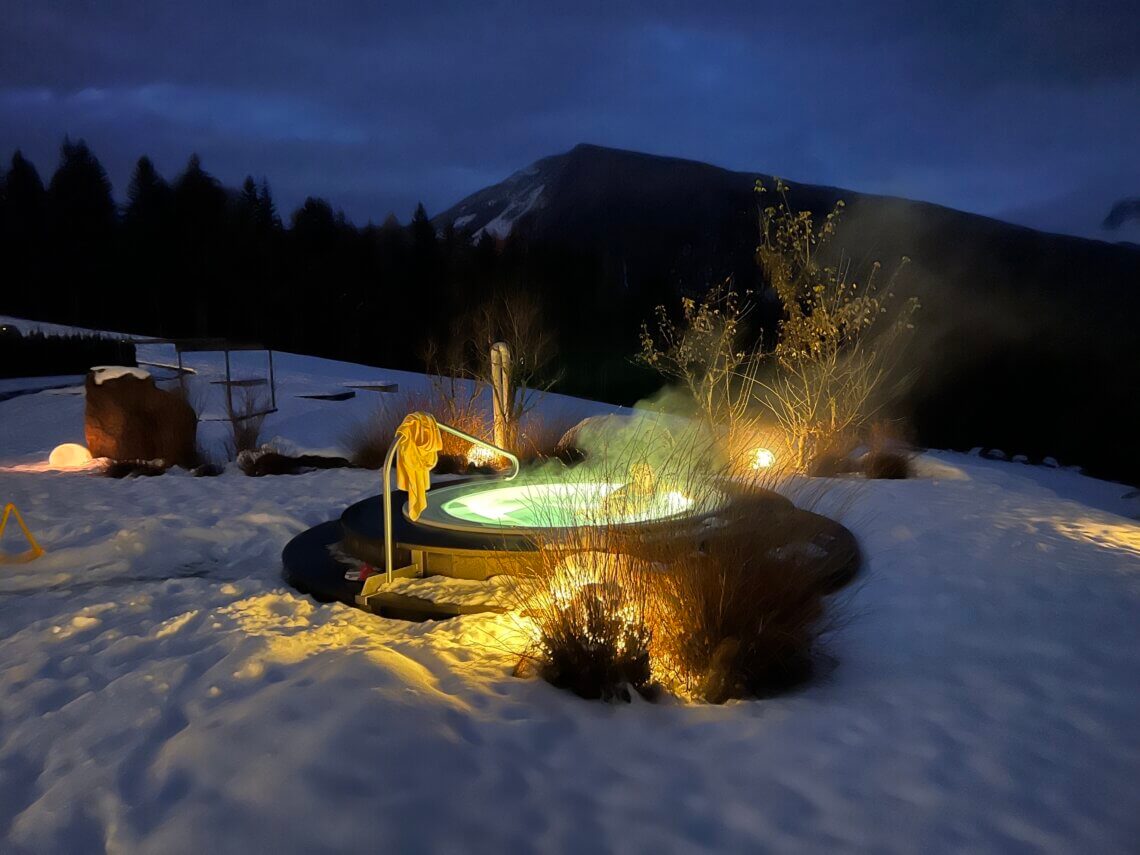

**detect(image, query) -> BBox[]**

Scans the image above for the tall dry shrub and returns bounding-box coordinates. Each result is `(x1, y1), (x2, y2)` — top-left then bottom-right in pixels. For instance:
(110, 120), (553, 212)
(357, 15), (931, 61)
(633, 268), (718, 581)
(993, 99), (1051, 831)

(640, 182), (917, 474)
(342, 401), (404, 469)
(416, 379), (493, 458)
(638, 283), (767, 471)
(425, 290), (560, 453)
(342, 385), (492, 470)
(755, 179), (918, 469)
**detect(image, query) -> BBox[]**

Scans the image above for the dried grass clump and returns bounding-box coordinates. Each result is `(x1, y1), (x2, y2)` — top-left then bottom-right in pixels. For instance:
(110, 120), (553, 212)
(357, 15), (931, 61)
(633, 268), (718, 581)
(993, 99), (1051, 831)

(410, 387), (491, 474)
(639, 283), (767, 469)
(806, 439), (858, 477)
(862, 450), (911, 479)
(418, 391), (491, 459)
(498, 424), (848, 704)
(102, 459), (167, 478)
(224, 387), (269, 460)
(504, 460), (687, 702)
(424, 290), (561, 451)
(649, 512), (837, 703)
(342, 383), (493, 472)
(342, 403), (403, 469)
(861, 420), (913, 479)
(512, 542), (655, 702)
(505, 444), (727, 702)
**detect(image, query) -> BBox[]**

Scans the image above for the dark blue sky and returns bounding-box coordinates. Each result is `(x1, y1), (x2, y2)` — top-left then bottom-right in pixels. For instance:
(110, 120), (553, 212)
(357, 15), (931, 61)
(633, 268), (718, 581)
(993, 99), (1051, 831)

(2, 1), (1137, 239)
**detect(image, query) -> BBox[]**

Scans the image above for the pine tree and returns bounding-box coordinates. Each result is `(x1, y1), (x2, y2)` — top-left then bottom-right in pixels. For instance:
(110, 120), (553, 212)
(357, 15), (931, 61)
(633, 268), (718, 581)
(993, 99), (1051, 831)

(125, 156), (170, 225)
(0, 152), (48, 315)
(232, 176), (262, 239)
(410, 201), (434, 250)
(291, 196), (338, 236)
(48, 137), (116, 233)
(239, 175), (259, 210)
(171, 154), (228, 336)
(46, 139), (116, 323)
(257, 179), (280, 230)
(122, 156), (174, 332)
(2, 151), (47, 235)
(173, 154), (227, 225)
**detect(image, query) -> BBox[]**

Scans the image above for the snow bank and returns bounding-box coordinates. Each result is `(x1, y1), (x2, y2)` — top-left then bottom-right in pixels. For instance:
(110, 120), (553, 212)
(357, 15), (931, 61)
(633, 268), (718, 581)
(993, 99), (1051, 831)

(1, 317), (1138, 852)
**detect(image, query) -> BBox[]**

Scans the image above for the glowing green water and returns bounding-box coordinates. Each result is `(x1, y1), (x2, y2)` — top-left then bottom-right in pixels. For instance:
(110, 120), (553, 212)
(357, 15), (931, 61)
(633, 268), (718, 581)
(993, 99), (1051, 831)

(439, 481), (695, 529)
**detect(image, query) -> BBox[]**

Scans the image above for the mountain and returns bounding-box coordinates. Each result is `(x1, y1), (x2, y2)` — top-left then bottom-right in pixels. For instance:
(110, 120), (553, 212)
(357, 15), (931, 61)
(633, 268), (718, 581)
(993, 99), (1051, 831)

(436, 144), (1140, 335)
(438, 143), (1140, 483)
(1104, 197), (1140, 232)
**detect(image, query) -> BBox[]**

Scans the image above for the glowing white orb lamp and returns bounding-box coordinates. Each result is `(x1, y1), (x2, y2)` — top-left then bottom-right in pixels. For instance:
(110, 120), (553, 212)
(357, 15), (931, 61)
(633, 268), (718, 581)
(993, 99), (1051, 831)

(49, 443), (93, 469)
(752, 447), (776, 470)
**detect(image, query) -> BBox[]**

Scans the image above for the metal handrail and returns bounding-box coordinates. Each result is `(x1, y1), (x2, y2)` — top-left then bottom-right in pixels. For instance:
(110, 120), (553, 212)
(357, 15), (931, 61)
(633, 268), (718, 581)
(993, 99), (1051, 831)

(381, 418), (520, 584)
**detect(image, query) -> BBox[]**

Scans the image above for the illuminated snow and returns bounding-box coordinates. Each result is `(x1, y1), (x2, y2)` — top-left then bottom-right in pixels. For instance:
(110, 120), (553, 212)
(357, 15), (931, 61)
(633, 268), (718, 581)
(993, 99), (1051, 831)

(439, 481), (699, 528)
(0, 314), (1138, 853)
(90, 365), (151, 385)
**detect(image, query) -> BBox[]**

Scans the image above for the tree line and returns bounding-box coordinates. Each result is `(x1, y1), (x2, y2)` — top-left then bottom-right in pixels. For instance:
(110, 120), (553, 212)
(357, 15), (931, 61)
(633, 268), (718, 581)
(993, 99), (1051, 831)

(0, 138), (664, 403)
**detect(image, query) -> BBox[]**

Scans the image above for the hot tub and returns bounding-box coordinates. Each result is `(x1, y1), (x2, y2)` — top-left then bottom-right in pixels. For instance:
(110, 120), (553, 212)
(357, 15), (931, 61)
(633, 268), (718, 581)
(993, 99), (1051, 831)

(280, 474), (857, 621)
(323, 476), (731, 582)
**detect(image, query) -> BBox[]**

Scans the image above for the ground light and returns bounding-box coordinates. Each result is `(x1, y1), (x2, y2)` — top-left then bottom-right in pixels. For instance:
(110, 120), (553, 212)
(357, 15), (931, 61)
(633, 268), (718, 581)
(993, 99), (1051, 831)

(752, 447), (776, 469)
(466, 444), (500, 468)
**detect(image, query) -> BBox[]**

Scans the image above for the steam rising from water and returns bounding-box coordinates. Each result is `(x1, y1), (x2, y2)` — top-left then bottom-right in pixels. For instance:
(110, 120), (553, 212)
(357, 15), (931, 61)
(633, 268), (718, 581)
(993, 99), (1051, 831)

(524, 386), (725, 490)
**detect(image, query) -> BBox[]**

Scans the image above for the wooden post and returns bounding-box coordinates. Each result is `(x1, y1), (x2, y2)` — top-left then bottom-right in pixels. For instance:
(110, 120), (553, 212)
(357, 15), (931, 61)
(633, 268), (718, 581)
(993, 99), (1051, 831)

(490, 341), (511, 450)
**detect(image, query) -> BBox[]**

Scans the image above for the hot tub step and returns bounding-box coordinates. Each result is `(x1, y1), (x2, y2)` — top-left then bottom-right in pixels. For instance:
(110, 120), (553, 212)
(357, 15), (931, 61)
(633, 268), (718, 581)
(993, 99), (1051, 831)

(358, 564), (420, 599)
(357, 590), (506, 621)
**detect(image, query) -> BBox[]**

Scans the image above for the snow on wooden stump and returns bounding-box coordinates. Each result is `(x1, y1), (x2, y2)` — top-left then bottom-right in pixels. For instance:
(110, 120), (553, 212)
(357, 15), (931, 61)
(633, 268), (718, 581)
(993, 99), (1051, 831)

(84, 368), (198, 467)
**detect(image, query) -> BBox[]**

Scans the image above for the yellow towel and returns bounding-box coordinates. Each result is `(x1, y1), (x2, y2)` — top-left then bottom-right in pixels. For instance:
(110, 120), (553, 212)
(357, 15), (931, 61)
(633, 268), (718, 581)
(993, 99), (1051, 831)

(395, 412), (442, 520)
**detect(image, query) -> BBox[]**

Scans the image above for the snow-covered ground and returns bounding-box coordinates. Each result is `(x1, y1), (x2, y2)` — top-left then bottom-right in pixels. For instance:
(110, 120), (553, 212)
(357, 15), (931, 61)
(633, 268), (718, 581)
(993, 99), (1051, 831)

(1, 317), (1138, 853)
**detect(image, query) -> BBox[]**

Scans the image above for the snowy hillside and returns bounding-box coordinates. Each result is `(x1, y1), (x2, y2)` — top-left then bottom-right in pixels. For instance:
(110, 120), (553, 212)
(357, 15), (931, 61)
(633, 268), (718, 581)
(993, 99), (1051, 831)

(436, 158), (555, 239)
(1, 318), (1139, 853)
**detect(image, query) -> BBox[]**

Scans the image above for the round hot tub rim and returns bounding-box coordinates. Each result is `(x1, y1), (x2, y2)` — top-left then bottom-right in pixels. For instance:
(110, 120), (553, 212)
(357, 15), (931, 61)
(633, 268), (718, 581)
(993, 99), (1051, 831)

(406, 476), (731, 537)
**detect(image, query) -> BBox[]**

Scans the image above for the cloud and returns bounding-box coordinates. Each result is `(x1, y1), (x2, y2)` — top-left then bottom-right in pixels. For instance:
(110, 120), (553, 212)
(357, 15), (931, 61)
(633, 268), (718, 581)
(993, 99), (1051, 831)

(0, 1), (1135, 235)
(1, 85), (367, 144)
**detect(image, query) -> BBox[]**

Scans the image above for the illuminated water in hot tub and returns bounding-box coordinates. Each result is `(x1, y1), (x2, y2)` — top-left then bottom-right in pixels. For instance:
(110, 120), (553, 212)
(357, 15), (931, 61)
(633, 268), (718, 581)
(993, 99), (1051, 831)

(439, 481), (699, 529)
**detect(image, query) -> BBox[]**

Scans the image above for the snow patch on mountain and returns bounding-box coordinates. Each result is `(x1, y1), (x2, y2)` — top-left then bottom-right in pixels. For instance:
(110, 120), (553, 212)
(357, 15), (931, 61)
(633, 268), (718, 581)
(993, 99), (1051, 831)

(477, 182), (545, 239)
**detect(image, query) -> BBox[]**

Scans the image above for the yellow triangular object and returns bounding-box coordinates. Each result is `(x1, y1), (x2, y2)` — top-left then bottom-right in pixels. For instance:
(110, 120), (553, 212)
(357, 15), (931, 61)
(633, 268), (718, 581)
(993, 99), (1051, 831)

(0, 502), (45, 564)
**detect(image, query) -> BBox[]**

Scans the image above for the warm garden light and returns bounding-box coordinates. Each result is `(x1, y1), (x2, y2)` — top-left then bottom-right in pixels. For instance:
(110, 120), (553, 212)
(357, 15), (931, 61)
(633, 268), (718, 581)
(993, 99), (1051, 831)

(48, 443), (93, 469)
(466, 444), (500, 468)
(752, 447), (776, 469)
